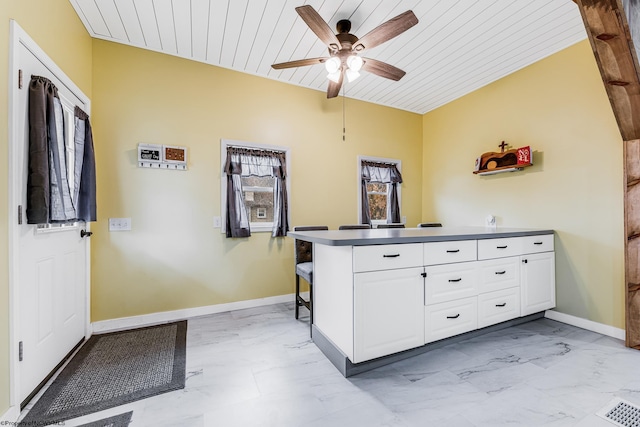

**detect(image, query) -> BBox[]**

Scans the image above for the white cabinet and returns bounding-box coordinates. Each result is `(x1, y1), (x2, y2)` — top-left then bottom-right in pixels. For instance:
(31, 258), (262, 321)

(312, 231), (555, 366)
(521, 251), (556, 316)
(423, 236), (554, 344)
(354, 267), (425, 363)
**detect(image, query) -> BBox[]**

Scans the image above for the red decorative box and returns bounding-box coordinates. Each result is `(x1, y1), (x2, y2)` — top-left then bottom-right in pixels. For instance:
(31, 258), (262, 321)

(517, 146), (532, 165)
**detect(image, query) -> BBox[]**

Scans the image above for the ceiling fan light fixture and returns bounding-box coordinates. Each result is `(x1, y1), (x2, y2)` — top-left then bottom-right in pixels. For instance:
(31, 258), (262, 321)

(345, 68), (360, 83)
(324, 57), (341, 74)
(347, 55), (363, 72)
(327, 70), (342, 83)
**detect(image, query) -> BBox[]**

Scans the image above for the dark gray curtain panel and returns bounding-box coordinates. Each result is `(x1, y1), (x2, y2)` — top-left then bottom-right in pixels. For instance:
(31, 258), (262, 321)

(74, 106), (97, 222)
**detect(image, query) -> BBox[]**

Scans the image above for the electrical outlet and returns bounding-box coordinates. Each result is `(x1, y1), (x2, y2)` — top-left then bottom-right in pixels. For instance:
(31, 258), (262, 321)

(109, 218), (131, 231)
(485, 215), (496, 228)
(213, 216), (221, 228)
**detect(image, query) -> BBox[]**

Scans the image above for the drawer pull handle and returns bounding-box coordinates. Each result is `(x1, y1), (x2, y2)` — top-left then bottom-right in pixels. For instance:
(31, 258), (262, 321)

(446, 249), (460, 253)
(497, 245), (508, 249)
(495, 270), (506, 275)
(534, 241), (543, 245)
(447, 314), (460, 319)
(495, 303), (507, 307)
(448, 278), (462, 283)
(383, 254), (400, 258)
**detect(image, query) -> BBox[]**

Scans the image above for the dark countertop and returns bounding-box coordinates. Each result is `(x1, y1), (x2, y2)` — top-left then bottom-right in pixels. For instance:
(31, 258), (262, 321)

(287, 227), (554, 246)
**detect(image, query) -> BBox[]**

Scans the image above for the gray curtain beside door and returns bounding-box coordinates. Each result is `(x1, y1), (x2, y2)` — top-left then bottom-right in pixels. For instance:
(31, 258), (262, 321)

(27, 75), (97, 224)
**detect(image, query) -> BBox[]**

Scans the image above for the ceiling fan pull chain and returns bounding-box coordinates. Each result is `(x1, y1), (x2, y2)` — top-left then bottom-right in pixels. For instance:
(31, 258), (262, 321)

(343, 84), (346, 142)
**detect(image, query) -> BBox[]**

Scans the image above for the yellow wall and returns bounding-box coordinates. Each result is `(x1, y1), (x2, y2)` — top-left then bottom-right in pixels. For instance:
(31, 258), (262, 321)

(90, 40), (423, 321)
(422, 40), (625, 328)
(0, 0), (93, 416)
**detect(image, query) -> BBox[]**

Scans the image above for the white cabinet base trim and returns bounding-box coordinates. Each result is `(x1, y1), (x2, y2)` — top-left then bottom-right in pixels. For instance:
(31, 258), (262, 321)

(544, 310), (625, 340)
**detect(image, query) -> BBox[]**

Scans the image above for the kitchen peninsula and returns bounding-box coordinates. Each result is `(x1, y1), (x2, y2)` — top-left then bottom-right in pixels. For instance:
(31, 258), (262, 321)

(287, 227), (555, 376)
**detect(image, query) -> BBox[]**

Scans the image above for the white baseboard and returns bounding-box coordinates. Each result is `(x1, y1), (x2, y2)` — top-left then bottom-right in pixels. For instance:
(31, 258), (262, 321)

(92, 293), (297, 333)
(544, 310), (625, 340)
(1, 405), (19, 423)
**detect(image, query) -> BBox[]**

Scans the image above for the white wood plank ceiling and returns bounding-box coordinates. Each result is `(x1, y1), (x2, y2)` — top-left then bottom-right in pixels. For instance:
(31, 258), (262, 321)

(69, 0), (587, 114)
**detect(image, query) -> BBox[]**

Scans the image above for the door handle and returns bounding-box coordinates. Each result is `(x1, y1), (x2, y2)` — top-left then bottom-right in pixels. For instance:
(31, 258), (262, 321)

(80, 229), (93, 238)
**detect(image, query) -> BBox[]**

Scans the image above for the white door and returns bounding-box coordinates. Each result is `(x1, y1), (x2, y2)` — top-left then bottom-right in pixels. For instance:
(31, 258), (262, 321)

(353, 267), (425, 363)
(13, 30), (89, 404)
(521, 252), (556, 316)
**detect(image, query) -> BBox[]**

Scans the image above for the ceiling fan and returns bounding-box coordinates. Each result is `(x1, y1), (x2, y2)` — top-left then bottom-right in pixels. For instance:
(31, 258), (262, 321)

(271, 5), (419, 98)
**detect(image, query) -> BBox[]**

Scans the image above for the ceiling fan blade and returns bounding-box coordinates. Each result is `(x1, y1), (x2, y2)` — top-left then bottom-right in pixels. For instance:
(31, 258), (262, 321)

(327, 72), (344, 99)
(272, 57), (329, 70)
(361, 58), (406, 81)
(352, 10), (418, 52)
(296, 5), (342, 51)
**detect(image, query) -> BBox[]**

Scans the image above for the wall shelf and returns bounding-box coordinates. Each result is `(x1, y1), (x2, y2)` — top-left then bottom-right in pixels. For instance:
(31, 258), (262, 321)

(473, 163), (532, 176)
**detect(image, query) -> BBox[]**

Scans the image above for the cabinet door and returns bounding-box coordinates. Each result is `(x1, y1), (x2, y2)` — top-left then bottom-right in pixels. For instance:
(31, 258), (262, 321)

(521, 252), (556, 316)
(354, 267), (425, 363)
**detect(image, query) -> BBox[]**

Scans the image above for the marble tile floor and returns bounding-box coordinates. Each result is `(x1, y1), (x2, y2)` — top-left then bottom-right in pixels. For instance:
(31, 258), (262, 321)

(18, 303), (640, 427)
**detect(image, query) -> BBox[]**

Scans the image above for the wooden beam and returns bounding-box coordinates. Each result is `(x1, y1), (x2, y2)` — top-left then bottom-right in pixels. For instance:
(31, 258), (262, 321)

(575, 0), (640, 141)
(626, 139), (640, 347)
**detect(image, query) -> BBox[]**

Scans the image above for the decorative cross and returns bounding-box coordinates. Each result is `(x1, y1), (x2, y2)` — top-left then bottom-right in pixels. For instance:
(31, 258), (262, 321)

(498, 141), (508, 152)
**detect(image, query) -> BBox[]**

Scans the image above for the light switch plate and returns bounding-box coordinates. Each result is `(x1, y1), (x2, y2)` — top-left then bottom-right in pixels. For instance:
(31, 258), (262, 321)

(213, 216), (221, 228)
(109, 218), (131, 231)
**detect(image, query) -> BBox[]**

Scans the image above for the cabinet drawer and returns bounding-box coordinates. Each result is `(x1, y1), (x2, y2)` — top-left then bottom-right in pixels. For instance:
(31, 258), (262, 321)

(477, 237), (524, 260)
(425, 297), (477, 343)
(478, 288), (521, 328)
(353, 243), (423, 273)
(478, 257), (519, 293)
(424, 261), (478, 305)
(424, 240), (477, 266)
(522, 234), (554, 254)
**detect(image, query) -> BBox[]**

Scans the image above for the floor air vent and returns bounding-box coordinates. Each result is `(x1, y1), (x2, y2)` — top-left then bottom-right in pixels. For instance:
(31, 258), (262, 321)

(597, 398), (640, 427)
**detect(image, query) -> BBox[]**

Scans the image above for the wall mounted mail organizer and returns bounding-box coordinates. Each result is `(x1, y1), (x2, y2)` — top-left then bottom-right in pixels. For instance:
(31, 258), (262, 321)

(138, 143), (188, 170)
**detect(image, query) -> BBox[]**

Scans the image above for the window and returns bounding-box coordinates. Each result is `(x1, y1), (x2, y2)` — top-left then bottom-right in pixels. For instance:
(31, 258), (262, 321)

(221, 140), (290, 237)
(366, 182), (390, 222)
(358, 156), (403, 226)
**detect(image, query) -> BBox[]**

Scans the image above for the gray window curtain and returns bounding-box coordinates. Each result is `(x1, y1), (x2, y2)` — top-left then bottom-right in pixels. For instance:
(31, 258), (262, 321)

(360, 160), (403, 225)
(224, 146), (289, 238)
(27, 76), (97, 224)
(27, 76), (74, 224)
